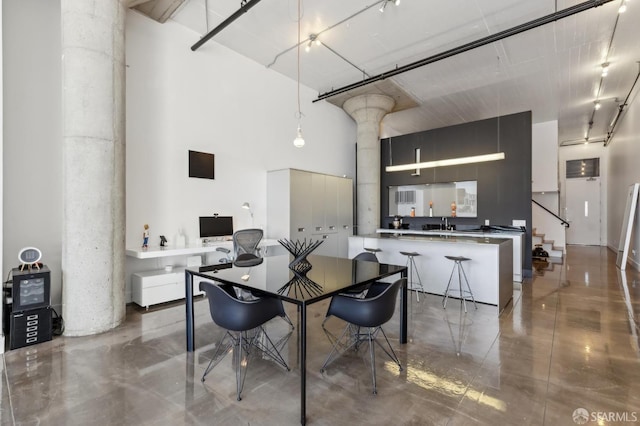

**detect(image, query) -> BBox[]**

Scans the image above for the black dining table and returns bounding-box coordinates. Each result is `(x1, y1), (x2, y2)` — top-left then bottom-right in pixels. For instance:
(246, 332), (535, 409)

(184, 253), (407, 425)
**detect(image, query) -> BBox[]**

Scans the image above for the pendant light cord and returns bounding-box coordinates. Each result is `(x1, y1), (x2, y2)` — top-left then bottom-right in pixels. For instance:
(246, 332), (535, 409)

(296, 0), (302, 119)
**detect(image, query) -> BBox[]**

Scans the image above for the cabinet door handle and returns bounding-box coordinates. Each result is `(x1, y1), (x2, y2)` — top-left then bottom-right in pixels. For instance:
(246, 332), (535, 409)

(322, 235), (328, 239)
(343, 225), (349, 229)
(329, 226), (336, 230)
(316, 227), (323, 231)
(298, 228), (305, 232)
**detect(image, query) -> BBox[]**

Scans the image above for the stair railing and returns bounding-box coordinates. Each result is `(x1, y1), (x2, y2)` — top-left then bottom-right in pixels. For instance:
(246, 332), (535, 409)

(532, 199), (570, 228)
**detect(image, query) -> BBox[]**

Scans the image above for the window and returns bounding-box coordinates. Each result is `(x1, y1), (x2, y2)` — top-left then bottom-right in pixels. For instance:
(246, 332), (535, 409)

(566, 158), (599, 179)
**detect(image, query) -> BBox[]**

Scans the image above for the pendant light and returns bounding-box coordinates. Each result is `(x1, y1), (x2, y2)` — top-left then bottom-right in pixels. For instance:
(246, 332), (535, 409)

(293, 0), (305, 148)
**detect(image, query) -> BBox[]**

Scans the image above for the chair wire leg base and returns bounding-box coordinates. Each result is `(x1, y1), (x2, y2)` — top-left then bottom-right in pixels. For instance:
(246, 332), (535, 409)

(320, 324), (355, 372)
(235, 332), (248, 401)
(201, 332), (234, 382)
(252, 326), (290, 371)
(321, 325), (402, 395)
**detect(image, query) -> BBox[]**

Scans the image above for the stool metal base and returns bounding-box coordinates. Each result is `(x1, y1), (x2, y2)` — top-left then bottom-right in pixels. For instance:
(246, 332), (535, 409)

(400, 251), (424, 302)
(442, 256), (477, 313)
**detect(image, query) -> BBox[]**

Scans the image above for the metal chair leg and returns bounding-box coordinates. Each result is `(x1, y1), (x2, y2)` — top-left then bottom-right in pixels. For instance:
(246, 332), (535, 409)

(368, 329), (377, 394)
(459, 262), (477, 309)
(235, 332), (248, 401)
(443, 263), (457, 309)
(201, 332), (233, 382)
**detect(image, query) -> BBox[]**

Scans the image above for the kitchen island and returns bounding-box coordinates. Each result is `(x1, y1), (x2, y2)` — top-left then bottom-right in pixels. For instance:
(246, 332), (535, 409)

(376, 228), (524, 282)
(349, 233), (514, 312)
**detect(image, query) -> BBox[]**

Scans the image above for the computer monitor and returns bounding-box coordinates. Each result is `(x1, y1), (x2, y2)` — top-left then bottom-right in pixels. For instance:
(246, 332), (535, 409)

(199, 216), (233, 239)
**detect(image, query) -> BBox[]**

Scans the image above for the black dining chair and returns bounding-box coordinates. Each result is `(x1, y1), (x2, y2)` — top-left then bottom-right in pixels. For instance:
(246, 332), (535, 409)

(322, 252), (381, 327)
(320, 278), (405, 394)
(199, 281), (291, 401)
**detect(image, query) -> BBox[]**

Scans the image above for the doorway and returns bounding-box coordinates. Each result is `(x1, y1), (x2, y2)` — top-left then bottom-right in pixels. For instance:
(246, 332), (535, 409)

(565, 177), (601, 245)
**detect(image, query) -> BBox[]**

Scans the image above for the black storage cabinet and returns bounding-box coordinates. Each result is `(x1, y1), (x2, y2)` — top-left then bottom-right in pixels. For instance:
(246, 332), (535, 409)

(4, 266), (53, 350)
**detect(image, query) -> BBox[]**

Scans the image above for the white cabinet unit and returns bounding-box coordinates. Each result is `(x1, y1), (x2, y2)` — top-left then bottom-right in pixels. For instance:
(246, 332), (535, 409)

(132, 268), (205, 309)
(267, 169), (353, 257)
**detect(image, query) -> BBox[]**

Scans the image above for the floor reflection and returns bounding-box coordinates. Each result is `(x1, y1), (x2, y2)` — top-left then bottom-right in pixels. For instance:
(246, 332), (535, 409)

(2, 246), (640, 425)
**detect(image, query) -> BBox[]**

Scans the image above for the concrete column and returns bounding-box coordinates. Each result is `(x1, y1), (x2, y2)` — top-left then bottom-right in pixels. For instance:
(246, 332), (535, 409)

(343, 95), (395, 235)
(61, 0), (126, 336)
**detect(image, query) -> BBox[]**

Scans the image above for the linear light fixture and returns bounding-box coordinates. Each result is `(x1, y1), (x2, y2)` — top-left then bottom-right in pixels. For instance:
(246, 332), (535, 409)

(385, 152), (505, 172)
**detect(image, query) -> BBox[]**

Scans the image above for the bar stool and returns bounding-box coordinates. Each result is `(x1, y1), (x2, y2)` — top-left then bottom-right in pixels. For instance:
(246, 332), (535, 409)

(400, 251), (424, 301)
(442, 256), (477, 313)
(364, 247), (382, 256)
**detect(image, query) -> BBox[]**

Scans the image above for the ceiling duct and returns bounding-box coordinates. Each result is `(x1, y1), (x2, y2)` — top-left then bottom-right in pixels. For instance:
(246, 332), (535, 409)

(127, 0), (187, 24)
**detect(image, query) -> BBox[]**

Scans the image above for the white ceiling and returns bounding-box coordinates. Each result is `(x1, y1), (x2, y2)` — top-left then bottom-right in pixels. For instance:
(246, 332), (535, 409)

(167, 0), (640, 144)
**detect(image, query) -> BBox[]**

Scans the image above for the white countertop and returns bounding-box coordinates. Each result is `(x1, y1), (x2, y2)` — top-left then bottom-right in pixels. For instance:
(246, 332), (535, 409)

(363, 232), (511, 246)
(126, 239), (281, 259)
(376, 228), (524, 238)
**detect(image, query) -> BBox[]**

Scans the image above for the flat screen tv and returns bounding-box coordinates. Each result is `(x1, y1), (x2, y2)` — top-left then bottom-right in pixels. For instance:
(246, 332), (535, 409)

(189, 150), (215, 179)
(199, 216), (233, 239)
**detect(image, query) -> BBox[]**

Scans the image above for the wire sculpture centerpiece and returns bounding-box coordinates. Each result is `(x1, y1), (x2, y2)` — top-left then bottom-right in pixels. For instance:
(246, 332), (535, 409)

(278, 238), (323, 275)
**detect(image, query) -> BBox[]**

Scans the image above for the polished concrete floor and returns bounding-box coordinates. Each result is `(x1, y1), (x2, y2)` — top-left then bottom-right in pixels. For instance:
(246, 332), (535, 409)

(2, 246), (640, 425)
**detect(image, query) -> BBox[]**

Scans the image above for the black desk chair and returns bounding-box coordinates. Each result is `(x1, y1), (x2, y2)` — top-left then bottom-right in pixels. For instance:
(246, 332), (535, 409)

(320, 278), (405, 394)
(199, 281), (291, 401)
(233, 228), (263, 260)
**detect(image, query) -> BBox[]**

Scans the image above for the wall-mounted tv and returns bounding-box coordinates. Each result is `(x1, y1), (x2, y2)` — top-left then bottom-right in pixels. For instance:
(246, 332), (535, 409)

(199, 216), (233, 239)
(189, 150), (215, 179)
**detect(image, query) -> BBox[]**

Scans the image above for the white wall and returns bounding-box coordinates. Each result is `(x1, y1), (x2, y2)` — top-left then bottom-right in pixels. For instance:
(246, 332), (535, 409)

(124, 13), (356, 297)
(558, 142), (609, 246)
(532, 120), (558, 192)
(2, 0), (63, 311)
(2, 3), (356, 313)
(1, 0), (4, 352)
(125, 12), (355, 249)
(606, 82), (640, 269)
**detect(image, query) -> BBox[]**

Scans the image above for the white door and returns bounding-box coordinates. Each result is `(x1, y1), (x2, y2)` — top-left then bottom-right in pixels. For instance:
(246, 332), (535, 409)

(565, 178), (601, 245)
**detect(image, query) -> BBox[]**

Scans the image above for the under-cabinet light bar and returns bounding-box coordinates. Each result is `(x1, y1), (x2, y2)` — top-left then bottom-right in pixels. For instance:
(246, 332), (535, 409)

(385, 152), (505, 172)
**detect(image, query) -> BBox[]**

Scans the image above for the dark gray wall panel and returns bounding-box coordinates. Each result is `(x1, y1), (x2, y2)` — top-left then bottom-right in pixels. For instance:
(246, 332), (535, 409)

(380, 111), (533, 273)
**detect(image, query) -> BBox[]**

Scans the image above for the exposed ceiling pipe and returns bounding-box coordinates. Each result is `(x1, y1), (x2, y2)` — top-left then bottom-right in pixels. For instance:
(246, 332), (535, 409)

(191, 0), (264, 51)
(314, 0), (614, 102)
(604, 62), (640, 146)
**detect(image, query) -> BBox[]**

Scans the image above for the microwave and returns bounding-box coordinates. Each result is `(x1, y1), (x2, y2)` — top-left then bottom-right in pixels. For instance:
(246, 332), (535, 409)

(11, 266), (50, 312)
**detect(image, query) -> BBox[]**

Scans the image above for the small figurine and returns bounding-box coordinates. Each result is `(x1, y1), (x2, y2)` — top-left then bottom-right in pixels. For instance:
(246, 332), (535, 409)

(142, 224), (150, 248)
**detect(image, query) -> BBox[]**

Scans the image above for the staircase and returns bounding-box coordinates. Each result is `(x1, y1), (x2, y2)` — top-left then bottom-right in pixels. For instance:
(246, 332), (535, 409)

(532, 228), (564, 259)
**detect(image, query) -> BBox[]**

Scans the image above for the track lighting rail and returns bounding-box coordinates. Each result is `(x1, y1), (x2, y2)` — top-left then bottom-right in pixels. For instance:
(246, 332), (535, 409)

(314, 0), (614, 102)
(191, 0), (264, 51)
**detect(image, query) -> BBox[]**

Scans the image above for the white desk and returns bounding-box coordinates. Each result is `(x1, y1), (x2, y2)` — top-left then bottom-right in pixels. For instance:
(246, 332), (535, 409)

(125, 240), (283, 308)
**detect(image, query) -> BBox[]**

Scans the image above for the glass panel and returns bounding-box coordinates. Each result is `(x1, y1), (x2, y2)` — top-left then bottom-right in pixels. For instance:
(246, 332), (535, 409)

(566, 158), (600, 178)
(18, 278), (45, 307)
(388, 181), (477, 217)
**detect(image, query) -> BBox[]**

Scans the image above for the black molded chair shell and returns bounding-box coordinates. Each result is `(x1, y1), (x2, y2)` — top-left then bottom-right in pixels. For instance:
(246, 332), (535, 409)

(199, 281), (284, 332)
(326, 279), (404, 328)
